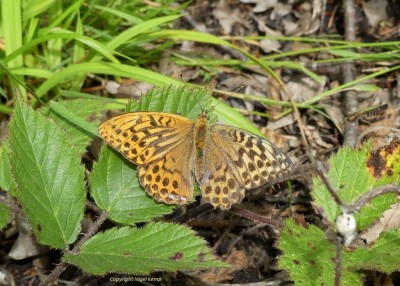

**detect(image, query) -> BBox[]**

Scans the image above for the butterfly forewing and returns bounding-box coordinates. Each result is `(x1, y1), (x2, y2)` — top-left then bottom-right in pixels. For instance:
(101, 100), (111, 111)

(99, 112), (197, 205)
(99, 112), (194, 165)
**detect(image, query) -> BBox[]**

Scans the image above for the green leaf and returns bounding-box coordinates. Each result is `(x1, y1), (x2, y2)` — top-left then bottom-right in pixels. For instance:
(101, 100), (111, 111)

(4, 32), (120, 65)
(35, 62), (182, 98)
(280, 142), (400, 285)
(22, 0), (56, 20)
(279, 221), (400, 285)
(48, 101), (99, 137)
(214, 98), (265, 137)
(91, 147), (175, 224)
(128, 85), (263, 136)
(8, 100), (86, 248)
(329, 49), (361, 58)
(127, 85), (217, 123)
(2, 0), (26, 98)
(351, 84), (381, 92)
(64, 222), (227, 275)
(312, 143), (397, 229)
(105, 15), (182, 51)
(345, 230), (400, 273)
(0, 142), (17, 195)
(278, 218), (363, 286)
(0, 203), (11, 230)
(42, 99), (104, 154)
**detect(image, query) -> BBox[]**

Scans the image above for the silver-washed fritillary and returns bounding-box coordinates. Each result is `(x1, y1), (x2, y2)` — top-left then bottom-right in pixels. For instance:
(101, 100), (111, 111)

(98, 112), (293, 209)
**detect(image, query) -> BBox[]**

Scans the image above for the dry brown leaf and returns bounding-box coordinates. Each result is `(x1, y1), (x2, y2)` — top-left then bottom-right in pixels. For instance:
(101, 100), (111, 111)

(252, 16), (283, 36)
(259, 39), (282, 53)
(304, 125), (333, 149)
(322, 104), (344, 134)
(8, 218), (49, 260)
(284, 76), (326, 102)
(359, 201), (400, 243)
(361, 0), (389, 28)
(213, 0), (247, 34)
(105, 80), (153, 98)
(240, 0), (277, 13)
(198, 249), (248, 283)
(266, 113), (295, 131)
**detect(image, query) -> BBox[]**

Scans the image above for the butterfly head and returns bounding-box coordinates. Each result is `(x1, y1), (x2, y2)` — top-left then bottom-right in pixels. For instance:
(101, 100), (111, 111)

(197, 108), (211, 121)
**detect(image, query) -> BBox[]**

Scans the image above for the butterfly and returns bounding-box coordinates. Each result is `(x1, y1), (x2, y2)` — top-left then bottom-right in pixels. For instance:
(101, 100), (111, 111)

(98, 111), (293, 210)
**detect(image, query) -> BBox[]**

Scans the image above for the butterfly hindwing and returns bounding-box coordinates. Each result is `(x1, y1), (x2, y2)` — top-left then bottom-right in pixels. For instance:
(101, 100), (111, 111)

(198, 125), (293, 209)
(138, 134), (196, 204)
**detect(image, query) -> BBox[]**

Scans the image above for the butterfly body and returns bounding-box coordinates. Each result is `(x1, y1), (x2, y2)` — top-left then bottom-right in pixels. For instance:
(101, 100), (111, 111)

(193, 115), (210, 181)
(99, 112), (293, 209)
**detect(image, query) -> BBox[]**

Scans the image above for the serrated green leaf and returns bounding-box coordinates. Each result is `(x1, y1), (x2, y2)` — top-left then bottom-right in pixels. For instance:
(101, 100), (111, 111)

(91, 147), (175, 224)
(43, 99), (104, 154)
(127, 85), (263, 136)
(0, 142), (17, 195)
(127, 85), (217, 123)
(313, 144), (397, 229)
(345, 230), (400, 273)
(0, 203), (11, 230)
(278, 218), (363, 286)
(8, 100), (85, 248)
(64, 222), (227, 275)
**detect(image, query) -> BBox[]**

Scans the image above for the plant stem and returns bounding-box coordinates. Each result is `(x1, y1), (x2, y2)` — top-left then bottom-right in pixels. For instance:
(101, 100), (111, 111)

(41, 211), (108, 285)
(342, 0), (359, 147)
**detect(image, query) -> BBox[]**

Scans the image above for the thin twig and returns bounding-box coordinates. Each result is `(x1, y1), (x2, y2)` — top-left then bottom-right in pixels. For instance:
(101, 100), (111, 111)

(175, 204), (213, 224)
(230, 205), (284, 228)
(70, 211), (108, 254)
(41, 211), (108, 285)
(334, 236), (343, 286)
(349, 185), (400, 213)
(318, 0), (328, 34)
(342, 0), (359, 147)
(309, 149), (344, 207)
(226, 222), (268, 253)
(278, 82), (309, 149)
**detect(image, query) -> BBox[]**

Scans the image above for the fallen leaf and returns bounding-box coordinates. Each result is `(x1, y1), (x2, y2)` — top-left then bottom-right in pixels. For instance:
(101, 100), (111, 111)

(359, 201), (400, 243)
(361, 0), (389, 28)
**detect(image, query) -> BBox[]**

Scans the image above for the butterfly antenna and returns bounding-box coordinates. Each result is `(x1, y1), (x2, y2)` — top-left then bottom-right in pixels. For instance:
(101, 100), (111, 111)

(191, 80), (214, 116)
(192, 90), (206, 116)
(201, 79), (219, 117)
(208, 84), (245, 115)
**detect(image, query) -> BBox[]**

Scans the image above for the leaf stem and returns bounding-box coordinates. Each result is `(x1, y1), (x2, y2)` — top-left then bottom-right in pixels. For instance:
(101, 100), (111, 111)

(334, 236), (343, 286)
(41, 211), (108, 285)
(312, 156), (345, 208)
